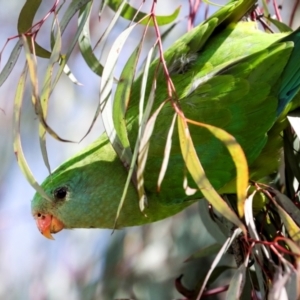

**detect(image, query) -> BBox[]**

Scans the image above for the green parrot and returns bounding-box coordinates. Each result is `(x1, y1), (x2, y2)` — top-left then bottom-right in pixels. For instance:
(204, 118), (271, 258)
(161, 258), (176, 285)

(31, 0), (300, 239)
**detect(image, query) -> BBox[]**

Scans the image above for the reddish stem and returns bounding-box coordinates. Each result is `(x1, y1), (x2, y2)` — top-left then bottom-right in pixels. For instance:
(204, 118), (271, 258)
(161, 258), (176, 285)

(188, 0), (202, 31)
(289, 0), (300, 28)
(0, 0), (60, 67)
(272, 0), (282, 21)
(150, 0), (177, 101)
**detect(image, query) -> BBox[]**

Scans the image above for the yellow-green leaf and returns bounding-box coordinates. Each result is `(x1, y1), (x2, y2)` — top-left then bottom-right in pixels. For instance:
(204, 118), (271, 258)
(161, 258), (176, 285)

(177, 115), (246, 233)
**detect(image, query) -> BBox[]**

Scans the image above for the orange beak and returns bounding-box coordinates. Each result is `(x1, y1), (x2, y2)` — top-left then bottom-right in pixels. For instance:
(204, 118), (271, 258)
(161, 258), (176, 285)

(35, 213), (64, 240)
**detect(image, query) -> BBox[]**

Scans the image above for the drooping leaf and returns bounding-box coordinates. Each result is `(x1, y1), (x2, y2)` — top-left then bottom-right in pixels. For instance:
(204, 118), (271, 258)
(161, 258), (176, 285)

(185, 117), (249, 218)
(112, 29), (146, 168)
(22, 35), (72, 143)
(265, 16), (292, 33)
(272, 190), (300, 243)
(0, 39), (23, 87)
(157, 112), (177, 190)
(79, 0), (132, 82)
(177, 115), (246, 233)
(39, 20), (63, 174)
(226, 261), (247, 300)
(198, 199), (229, 244)
(13, 64), (52, 201)
(78, 1), (104, 77)
(17, 0), (51, 58)
(197, 228), (242, 299)
(107, 0), (181, 26)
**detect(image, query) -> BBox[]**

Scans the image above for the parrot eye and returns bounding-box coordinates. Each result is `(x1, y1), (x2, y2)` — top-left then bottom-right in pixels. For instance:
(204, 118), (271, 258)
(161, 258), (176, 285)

(53, 186), (68, 200)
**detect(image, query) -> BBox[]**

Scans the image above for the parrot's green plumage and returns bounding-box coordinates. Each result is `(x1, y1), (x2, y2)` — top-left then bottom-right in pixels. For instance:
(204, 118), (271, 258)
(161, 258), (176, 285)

(31, 0), (300, 238)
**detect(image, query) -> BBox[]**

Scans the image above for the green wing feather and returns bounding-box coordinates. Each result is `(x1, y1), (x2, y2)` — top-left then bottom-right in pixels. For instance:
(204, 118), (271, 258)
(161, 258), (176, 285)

(126, 22), (294, 205)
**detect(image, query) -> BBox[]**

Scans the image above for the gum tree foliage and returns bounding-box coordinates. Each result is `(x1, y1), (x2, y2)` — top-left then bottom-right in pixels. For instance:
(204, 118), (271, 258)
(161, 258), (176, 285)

(2, 0), (300, 299)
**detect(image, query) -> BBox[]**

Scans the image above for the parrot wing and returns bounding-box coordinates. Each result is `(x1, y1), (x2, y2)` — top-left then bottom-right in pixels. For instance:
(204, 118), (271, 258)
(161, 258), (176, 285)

(127, 40), (293, 205)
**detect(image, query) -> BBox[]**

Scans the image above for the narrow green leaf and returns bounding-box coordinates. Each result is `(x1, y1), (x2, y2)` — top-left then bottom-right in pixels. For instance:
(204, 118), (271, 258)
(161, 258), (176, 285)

(197, 228), (242, 299)
(39, 21), (63, 174)
(243, 191), (269, 298)
(285, 239), (300, 256)
(272, 190), (300, 242)
(101, 23), (138, 144)
(13, 64), (52, 201)
(51, 52), (66, 88)
(78, 1), (104, 76)
(59, 0), (93, 35)
(114, 45), (158, 226)
(273, 189), (300, 226)
(137, 101), (166, 209)
(17, 0), (51, 58)
(98, 0), (128, 74)
(157, 112), (177, 189)
(245, 191), (271, 259)
(22, 35), (72, 143)
(226, 262), (247, 300)
(284, 240), (300, 299)
(186, 117), (248, 218)
(198, 200), (228, 244)
(202, 0), (223, 7)
(0, 40), (23, 86)
(98, 0), (107, 17)
(261, 0), (270, 22)
(82, 18), (140, 144)
(265, 16), (292, 33)
(107, 0), (180, 25)
(273, 200), (300, 243)
(177, 116), (246, 233)
(112, 33), (145, 165)
(80, 0), (128, 81)
(56, 0), (92, 82)
(65, 1), (91, 62)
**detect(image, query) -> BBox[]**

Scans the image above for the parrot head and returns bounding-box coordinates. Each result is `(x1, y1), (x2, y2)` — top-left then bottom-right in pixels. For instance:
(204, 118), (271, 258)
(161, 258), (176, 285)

(31, 136), (130, 239)
(32, 165), (93, 240)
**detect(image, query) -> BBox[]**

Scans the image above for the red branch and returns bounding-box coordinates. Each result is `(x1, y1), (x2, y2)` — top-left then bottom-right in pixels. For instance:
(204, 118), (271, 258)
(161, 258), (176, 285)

(0, 0), (59, 67)
(289, 0), (300, 28)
